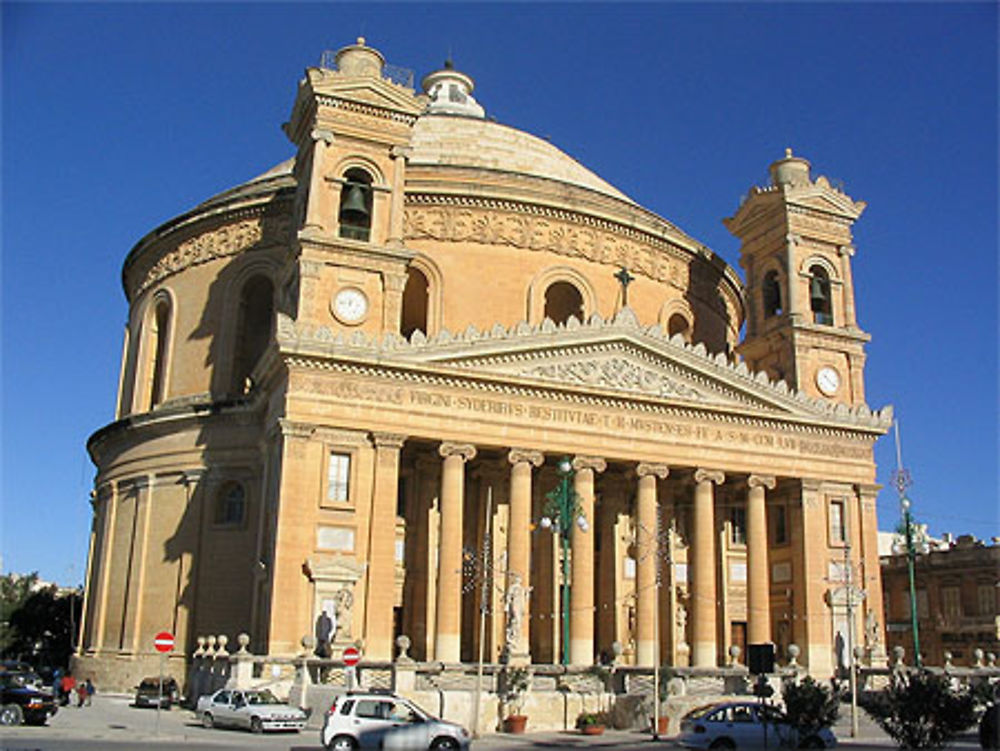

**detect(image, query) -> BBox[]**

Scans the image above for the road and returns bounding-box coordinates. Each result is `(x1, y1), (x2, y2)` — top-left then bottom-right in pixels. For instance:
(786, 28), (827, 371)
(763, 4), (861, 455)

(0, 694), (985, 750)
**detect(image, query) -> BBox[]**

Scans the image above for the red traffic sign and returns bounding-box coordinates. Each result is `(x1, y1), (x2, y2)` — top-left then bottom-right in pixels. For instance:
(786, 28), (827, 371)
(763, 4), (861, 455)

(342, 646), (361, 667)
(154, 631), (175, 653)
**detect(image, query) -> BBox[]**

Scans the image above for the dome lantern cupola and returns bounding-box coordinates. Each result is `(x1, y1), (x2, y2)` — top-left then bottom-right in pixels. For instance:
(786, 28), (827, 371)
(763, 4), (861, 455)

(769, 147), (812, 188)
(421, 59), (485, 118)
(334, 36), (385, 78)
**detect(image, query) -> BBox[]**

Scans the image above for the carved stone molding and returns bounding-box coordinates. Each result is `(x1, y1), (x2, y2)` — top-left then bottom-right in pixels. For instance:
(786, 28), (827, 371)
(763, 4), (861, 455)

(390, 145), (413, 160)
(279, 419), (315, 440)
(524, 357), (706, 401)
(508, 448), (544, 468)
(370, 432), (407, 450)
(313, 426), (370, 446)
(636, 462), (670, 479)
(693, 468), (725, 486)
(747, 474), (777, 491)
(310, 128), (335, 145)
(438, 442), (476, 462)
(403, 203), (688, 287)
(572, 456), (607, 474)
(131, 212), (291, 299)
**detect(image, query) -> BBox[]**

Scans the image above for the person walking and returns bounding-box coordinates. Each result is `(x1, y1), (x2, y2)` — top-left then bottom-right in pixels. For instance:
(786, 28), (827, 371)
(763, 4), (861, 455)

(84, 678), (95, 706)
(75, 680), (87, 708)
(60, 673), (76, 707)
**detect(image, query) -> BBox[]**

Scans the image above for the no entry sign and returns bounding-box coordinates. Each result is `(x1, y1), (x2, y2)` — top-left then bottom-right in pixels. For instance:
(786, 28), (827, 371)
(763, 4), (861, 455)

(342, 646), (361, 667)
(154, 631), (175, 653)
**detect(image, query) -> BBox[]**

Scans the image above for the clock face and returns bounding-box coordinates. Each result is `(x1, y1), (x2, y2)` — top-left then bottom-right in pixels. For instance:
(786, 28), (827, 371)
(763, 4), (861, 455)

(332, 287), (368, 324)
(816, 366), (841, 396)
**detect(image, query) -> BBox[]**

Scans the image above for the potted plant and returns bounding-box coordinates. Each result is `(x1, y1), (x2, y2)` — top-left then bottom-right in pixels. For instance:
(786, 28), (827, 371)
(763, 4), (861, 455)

(500, 666), (530, 733)
(576, 710), (609, 735)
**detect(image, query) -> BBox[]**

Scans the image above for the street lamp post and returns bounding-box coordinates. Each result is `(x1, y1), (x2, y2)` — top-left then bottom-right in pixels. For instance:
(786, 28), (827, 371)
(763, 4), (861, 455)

(891, 421), (922, 669)
(540, 457), (585, 666)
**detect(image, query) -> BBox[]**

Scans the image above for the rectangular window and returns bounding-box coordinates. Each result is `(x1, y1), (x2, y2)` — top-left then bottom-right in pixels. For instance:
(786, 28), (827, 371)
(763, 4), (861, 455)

(327, 452), (351, 503)
(979, 584), (996, 616)
(774, 505), (788, 545)
(942, 587), (961, 619)
(730, 507), (746, 546)
(829, 500), (846, 544)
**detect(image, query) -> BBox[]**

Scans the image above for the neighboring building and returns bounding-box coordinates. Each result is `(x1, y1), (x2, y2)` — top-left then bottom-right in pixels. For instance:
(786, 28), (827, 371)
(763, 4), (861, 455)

(75, 39), (892, 689)
(882, 534), (1000, 666)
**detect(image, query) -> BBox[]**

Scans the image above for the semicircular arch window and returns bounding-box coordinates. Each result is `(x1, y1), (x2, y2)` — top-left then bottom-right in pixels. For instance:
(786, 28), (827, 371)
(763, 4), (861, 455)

(338, 168), (373, 242)
(401, 267), (429, 339)
(808, 265), (833, 325)
(232, 275), (274, 395)
(544, 281), (584, 325)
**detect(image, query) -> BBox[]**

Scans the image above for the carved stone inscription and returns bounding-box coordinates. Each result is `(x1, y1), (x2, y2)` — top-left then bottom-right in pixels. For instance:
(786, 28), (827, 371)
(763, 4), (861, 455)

(296, 373), (872, 461)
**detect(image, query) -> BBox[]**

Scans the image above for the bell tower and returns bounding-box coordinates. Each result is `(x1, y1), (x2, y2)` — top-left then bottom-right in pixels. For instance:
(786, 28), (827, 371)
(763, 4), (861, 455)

(282, 38), (424, 336)
(725, 150), (870, 406)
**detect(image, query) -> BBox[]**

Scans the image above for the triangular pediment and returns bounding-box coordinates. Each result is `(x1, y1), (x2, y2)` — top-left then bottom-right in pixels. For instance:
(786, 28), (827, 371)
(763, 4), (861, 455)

(275, 310), (892, 430)
(787, 181), (866, 219)
(313, 75), (424, 117)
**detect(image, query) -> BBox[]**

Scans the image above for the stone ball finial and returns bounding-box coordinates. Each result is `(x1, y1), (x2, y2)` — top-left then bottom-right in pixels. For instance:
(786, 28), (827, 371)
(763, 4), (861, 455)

(395, 634), (412, 661)
(728, 644), (742, 665)
(301, 634), (317, 650)
(892, 645), (905, 665)
(206, 635), (217, 650)
(237, 633), (250, 654)
(943, 651), (953, 668)
(973, 648), (985, 667)
(787, 644), (800, 667)
(357, 36), (365, 46)
(217, 634), (229, 654)
(195, 636), (206, 656)
(986, 652), (996, 668)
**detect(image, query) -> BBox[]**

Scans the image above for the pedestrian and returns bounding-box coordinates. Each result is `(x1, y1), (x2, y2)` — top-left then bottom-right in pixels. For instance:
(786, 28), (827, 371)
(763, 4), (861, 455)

(75, 681), (87, 708)
(85, 678), (95, 706)
(51, 668), (62, 699)
(60, 673), (76, 707)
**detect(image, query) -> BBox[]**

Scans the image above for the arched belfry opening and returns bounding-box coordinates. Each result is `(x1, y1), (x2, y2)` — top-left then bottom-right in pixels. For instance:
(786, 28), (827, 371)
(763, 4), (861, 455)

(232, 275), (274, 395)
(544, 281), (584, 325)
(338, 168), (373, 242)
(401, 267), (429, 339)
(763, 270), (783, 317)
(667, 312), (691, 341)
(809, 265), (832, 325)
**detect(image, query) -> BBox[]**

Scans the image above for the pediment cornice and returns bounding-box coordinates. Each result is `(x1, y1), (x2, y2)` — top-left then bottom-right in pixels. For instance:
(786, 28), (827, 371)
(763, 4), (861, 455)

(275, 309), (892, 431)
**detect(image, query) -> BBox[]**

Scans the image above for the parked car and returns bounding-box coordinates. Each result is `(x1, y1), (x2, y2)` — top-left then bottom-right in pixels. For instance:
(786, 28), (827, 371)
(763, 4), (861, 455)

(196, 688), (307, 733)
(321, 690), (471, 750)
(677, 700), (837, 749)
(133, 676), (180, 708)
(0, 670), (58, 726)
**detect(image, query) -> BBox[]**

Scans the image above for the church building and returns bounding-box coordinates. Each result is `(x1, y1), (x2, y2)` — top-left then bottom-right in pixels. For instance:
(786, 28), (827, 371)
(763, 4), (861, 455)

(76, 39), (891, 688)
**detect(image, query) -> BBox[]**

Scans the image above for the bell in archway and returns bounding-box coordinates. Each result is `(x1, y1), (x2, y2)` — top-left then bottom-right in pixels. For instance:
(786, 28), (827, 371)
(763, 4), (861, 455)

(810, 274), (827, 307)
(339, 183), (370, 225)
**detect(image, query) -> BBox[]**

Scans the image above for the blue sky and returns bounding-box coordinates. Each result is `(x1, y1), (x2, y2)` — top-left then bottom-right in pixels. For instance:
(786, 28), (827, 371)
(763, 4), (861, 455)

(2, 3), (997, 585)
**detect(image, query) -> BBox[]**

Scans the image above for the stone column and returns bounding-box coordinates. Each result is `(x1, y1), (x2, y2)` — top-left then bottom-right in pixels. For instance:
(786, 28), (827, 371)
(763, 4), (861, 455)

(570, 456), (605, 665)
(435, 442), (476, 662)
(747, 474), (776, 646)
(636, 463), (670, 666)
(838, 245), (858, 329)
(507, 449), (543, 664)
(387, 145), (411, 248)
(364, 433), (406, 660)
(691, 468), (724, 667)
(304, 129), (334, 232)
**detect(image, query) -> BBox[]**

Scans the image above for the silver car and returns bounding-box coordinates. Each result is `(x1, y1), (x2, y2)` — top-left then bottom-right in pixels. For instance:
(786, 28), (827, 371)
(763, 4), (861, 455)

(321, 691), (470, 750)
(195, 688), (307, 733)
(676, 700), (837, 749)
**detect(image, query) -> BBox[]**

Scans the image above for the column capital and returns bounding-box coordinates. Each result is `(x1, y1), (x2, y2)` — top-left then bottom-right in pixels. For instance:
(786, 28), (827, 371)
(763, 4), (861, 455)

(508, 448), (544, 468)
(310, 128), (335, 145)
(439, 442), (476, 462)
(694, 468), (725, 486)
(572, 455), (606, 473)
(371, 432), (407, 450)
(747, 474), (776, 491)
(181, 469), (207, 486)
(838, 244), (856, 258)
(382, 270), (408, 293)
(278, 418), (314, 440)
(637, 462), (670, 480)
(391, 145), (413, 159)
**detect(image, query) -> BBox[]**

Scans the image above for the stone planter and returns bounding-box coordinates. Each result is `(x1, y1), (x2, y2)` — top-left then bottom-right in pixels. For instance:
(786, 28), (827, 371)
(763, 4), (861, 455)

(581, 724), (605, 735)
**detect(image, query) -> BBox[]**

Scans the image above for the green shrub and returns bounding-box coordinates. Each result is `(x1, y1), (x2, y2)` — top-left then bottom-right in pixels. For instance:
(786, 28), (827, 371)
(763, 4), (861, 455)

(860, 670), (977, 749)
(783, 676), (840, 736)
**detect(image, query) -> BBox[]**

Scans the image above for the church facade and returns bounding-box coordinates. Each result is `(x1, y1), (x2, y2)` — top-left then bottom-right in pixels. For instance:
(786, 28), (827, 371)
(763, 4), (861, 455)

(76, 39), (891, 688)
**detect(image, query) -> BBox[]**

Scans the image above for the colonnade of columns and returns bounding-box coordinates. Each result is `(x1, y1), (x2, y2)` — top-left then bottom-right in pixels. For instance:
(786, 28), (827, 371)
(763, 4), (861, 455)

(424, 441), (780, 667)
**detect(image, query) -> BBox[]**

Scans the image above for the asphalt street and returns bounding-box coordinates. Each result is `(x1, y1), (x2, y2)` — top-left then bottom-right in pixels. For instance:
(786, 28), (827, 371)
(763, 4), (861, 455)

(0, 694), (985, 750)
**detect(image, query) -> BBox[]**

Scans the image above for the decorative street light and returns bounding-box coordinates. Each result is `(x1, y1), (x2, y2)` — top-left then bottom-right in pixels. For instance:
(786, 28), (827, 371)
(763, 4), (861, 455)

(540, 457), (585, 666)
(891, 421), (923, 669)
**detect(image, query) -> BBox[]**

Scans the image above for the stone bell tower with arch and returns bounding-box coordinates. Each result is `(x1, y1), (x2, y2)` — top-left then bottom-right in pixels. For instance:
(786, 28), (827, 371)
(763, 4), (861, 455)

(726, 149), (871, 406)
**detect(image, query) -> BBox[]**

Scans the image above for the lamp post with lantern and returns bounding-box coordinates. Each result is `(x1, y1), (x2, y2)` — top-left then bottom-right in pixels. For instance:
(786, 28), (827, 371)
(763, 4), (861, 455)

(539, 457), (587, 666)
(891, 421), (923, 668)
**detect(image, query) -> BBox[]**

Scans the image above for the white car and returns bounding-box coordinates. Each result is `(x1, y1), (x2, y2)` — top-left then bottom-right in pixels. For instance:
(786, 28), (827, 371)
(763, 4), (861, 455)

(321, 691), (470, 750)
(195, 688), (307, 733)
(676, 700), (837, 749)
